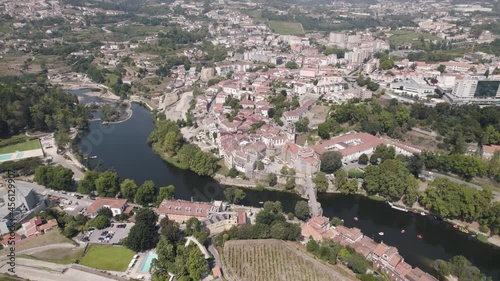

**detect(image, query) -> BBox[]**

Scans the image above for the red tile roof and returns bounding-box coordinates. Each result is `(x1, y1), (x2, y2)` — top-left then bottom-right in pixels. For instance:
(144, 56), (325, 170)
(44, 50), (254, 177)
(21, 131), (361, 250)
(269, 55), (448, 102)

(313, 133), (386, 156)
(86, 197), (127, 214)
(156, 199), (215, 219)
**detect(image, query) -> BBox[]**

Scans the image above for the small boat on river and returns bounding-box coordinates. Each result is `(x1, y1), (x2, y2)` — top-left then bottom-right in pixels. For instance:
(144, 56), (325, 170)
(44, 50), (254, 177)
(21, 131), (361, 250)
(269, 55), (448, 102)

(379, 232), (384, 236)
(459, 227), (470, 234)
(420, 212), (426, 216)
(387, 202), (408, 212)
(401, 230), (406, 234)
(453, 225), (459, 229)
(417, 235), (423, 239)
(354, 217), (359, 221)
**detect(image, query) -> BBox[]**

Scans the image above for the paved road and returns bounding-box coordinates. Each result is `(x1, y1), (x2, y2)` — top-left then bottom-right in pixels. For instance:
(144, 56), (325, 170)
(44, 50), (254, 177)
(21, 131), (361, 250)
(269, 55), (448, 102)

(207, 242), (222, 268)
(422, 170), (500, 202)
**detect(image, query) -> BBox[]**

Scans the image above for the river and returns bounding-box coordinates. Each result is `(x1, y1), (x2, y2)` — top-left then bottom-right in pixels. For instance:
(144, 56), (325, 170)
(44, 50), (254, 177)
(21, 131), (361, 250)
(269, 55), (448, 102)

(76, 90), (500, 280)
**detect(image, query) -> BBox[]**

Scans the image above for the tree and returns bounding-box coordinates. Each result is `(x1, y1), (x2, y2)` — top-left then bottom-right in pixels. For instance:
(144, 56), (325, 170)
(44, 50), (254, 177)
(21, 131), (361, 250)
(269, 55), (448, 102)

(34, 166), (74, 191)
(120, 179), (138, 201)
(295, 117), (309, 132)
(190, 151), (218, 176)
(186, 246), (208, 280)
(295, 201), (310, 220)
(317, 122), (330, 139)
(163, 131), (182, 154)
(95, 171), (120, 197)
(159, 217), (180, 242)
(285, 61), (300, 69)
(330, 217), (343, 226)
(125, 208), (158, 252)
(340, 179), (358, 195)
(489, 151), (500, 183)
(177, 144), (199, 169)
(98, 207), (113, 219)
(285, 178), (296, 190)
(136, 180), (156, 206)
(358, 154), (369, 165)
(156, 185), (175, 206)
(227, 167), (238, 178)
(185, 217), (201, 236)
(224, 186), (246, 204)
(267, 173), (277, 186)
(437, 64), (446, 73)
(89, 215), (110, 229)
(256, 161), (264, 170)
(280, 166), (288, 175)
(406, 153), (423, 177)
(313, 172), (329, 192)
(320, 151), (343, 173)
(78, 170), (99, 194)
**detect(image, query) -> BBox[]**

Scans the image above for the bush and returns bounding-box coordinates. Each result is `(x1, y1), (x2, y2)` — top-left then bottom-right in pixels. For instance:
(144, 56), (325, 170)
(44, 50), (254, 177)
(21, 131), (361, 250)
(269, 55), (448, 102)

(479, 225), (489, 233)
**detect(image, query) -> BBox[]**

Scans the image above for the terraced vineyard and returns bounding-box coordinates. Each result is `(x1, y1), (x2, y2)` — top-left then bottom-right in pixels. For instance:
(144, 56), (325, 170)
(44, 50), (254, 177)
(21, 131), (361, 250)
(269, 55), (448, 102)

(221, 239), (355, 281)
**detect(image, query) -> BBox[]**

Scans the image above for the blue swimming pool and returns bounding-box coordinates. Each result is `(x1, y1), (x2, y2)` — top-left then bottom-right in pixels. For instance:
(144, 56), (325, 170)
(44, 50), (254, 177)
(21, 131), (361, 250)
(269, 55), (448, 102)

(0, 154), (13, 161)
(140, 252), (158, 272)
(16, 152), (24, 159)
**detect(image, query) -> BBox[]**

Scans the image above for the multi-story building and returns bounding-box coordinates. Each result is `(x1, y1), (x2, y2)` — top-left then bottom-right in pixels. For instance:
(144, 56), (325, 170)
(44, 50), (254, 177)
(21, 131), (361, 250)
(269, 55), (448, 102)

(446, 75), (500, 105)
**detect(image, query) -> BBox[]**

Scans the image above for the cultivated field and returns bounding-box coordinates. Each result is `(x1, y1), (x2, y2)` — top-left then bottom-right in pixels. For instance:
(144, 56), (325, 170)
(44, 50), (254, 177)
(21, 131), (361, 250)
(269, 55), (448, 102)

(222, 239), (356, 281)
(388, 30), (440, 46)
(268, 21), (305, 36)
(79, 245), (135, 271)
(0, 139), (41, 154)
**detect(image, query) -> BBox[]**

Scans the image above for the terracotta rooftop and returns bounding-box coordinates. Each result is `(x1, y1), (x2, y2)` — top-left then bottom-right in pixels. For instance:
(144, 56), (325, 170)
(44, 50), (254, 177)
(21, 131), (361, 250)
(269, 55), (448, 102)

(86, 197), (127, 214)
(156, 199), (216, 218)
(313, 133), (386, 156)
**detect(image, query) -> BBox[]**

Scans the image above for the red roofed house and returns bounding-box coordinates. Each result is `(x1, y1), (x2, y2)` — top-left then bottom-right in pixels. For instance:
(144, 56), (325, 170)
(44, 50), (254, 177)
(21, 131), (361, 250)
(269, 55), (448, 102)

(156, 199), (222, 223)
(482, 144), (500, 160)
(20, 217), (58, 238)
(301, 216), (337, 241)
(312, 132), (386, 162)
(85, 197), (128, 218)
(335, 225), (363, 243)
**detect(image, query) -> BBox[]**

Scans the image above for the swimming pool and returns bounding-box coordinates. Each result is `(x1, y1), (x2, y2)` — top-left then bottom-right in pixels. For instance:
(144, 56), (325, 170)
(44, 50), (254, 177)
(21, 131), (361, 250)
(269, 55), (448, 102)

(16, 152), (24, 159)
(0, 154), (13, 161)
(140, 252), (158, 272)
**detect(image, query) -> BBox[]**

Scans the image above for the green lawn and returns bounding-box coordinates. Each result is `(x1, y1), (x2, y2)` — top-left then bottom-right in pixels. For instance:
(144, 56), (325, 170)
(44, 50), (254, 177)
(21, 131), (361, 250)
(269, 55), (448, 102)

(19, 248), (84, 265)
(106, 73), (119, 86)
(0, 139), (41, 154)
(0, 135), (28, 147)
(268, 21), (305, 36)
(388, 30), (440, 46)
(240, 9), (266, 24)
(80, 245), (135, 271)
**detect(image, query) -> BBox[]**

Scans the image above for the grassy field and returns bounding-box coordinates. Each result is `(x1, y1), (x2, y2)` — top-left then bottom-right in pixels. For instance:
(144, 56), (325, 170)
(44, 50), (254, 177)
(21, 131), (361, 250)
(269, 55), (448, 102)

(388, 30), (440, 46)
(20, 248), (84, 264)
(222, 240), (356, 281)
(240, 9), (266, 24)
(368, 195), (386, 202)
(268, 21), (305, 36)
(0, 135), (28, 148)
(0, 139), (41, 154)
(80, 245), (135, 271)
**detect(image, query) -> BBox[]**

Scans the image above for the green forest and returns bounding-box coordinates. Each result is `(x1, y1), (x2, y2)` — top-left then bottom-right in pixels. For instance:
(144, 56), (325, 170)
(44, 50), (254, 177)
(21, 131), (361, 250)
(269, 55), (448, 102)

(0, 82), (90, 144)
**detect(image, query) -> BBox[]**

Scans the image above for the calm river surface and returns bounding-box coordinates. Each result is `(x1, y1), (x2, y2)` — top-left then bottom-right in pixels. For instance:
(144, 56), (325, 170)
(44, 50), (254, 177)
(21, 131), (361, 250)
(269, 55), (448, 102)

(77, 91), (500, 280)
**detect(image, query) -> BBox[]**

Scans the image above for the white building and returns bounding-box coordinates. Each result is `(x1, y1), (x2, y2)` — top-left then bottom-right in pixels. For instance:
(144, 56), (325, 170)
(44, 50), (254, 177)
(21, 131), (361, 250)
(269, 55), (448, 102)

(390, 78), (435, 98)
(446, 76), (500, 105)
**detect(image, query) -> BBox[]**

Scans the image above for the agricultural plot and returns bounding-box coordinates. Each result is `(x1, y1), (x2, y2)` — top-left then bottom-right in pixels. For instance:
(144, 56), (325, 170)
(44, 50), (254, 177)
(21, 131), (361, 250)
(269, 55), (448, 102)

(222, 239), (355, 281)
(268, 21), (305, 36)
(388, 30), (440, 47)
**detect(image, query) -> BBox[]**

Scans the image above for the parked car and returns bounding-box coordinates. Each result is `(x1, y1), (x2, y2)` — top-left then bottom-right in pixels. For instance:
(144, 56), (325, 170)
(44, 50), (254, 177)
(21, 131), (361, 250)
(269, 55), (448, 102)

(101, 231), (108, 236)
(98, 237), (104, 243)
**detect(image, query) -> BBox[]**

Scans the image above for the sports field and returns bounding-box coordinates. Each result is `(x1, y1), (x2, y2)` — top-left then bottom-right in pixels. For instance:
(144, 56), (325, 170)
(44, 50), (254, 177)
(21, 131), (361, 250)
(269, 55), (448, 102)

(268, 21), (305, 36)
(79, 245), (135, 271)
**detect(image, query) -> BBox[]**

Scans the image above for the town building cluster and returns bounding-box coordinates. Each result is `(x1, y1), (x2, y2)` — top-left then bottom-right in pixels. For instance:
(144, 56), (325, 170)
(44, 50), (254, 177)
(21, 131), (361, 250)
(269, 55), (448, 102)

(302, 216), (438, 281)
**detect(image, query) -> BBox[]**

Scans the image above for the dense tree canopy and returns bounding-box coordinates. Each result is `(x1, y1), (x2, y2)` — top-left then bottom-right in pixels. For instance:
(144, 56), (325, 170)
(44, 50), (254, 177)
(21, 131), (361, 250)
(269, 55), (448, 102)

(34, 165), (74, 191)
(0, 83), (89, 137)
(125, 208), (159, 252)
(320, 151), (343, 173)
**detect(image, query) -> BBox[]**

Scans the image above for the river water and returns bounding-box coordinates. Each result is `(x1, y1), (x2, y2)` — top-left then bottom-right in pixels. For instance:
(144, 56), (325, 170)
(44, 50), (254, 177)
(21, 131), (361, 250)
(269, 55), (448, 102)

(76, 91), (500, 280)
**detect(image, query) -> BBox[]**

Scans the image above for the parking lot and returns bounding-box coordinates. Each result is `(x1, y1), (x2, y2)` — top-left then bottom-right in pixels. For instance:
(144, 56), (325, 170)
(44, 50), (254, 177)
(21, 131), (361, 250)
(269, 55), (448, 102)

(81, 223), (134, 245)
